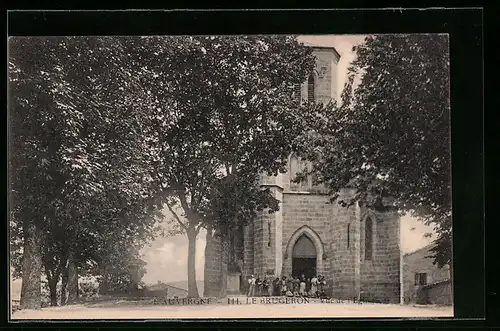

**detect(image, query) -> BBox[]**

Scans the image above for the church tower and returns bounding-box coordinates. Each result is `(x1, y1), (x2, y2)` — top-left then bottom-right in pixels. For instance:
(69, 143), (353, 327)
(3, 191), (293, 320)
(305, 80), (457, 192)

(204, 43), (401, 303)
(249, 44), (342, 280)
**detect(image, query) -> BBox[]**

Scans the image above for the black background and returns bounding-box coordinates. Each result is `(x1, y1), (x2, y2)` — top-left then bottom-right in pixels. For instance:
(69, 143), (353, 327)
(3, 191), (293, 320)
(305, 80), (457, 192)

(4, 6), (488, 330)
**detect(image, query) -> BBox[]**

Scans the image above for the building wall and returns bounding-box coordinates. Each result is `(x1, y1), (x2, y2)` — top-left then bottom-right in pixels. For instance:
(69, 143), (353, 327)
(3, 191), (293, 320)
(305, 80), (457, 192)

(281, 192), (331, 277)
(327, 189), (361, 300)
(243, 222), (254, 278)
(423, 280), (453, 305)
(359, 208), (401, 303)
(312, 48), (339, 104)
(253, 208), (277, 277)
(203, 229), (222, 297)
(297, 47), (339, 106)
(206, 179), (401, 302)
(403, 244), (451, 304)
(146, 283), (189, 298)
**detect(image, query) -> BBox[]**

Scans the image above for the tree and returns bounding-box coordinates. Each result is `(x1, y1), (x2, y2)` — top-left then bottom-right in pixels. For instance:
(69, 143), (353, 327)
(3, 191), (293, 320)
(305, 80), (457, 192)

(9, 35), (333, 303)
(95, 241), (147, 295)
(9, 36), (163, 308)
(146, 36), (328, 298)
(296, 34), (452, 268)
(9, 37), (67, 309)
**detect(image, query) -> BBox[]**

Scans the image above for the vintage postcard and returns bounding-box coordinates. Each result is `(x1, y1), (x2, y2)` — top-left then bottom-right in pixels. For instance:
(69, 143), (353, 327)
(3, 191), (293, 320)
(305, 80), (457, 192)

(9, 32), (453, 320)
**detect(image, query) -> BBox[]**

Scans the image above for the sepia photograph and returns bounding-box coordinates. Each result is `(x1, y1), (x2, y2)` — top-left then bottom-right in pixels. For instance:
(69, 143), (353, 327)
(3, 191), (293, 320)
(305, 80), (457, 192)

(8, 33), (453, 320)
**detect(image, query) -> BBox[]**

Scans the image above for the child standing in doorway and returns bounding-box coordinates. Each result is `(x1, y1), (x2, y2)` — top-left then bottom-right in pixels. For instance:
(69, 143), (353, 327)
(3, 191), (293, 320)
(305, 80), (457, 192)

(310, 275), (318, 297)
(247, 275), (256, 297)
(299, 276), (306, 296)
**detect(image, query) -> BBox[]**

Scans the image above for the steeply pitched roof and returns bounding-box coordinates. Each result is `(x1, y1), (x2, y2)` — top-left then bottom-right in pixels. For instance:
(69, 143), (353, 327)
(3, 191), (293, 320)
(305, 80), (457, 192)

(403, 242), (437, 258)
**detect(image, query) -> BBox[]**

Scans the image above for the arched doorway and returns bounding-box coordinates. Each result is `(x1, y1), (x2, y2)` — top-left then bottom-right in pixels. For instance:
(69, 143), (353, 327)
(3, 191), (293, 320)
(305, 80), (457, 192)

(292, 235), (317, 279)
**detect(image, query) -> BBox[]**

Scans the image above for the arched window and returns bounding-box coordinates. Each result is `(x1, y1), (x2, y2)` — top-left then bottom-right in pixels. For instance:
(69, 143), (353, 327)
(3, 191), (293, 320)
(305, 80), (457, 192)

(289, 154), (309, 190)
(307, 74), (315, 103)
(292, 235), (316, 258)
(289, 154), (299, 181)
(365, 216), (373, 260)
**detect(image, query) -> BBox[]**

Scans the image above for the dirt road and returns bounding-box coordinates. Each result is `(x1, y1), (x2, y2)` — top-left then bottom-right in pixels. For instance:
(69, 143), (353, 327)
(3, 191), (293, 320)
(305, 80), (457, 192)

(11, 297), (453, 320)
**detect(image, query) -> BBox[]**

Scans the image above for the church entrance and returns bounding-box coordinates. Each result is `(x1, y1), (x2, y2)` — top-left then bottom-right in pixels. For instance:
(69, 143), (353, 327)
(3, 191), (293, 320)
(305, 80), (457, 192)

(292, 234), (317, 279)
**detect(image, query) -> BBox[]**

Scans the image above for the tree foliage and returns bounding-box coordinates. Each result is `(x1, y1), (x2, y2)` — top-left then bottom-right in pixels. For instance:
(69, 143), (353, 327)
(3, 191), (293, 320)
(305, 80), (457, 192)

(9, 35), (337, 304)
(9, 37), (163, 308)
(296, 34), (452, 267)
(143, 36), (328, 297)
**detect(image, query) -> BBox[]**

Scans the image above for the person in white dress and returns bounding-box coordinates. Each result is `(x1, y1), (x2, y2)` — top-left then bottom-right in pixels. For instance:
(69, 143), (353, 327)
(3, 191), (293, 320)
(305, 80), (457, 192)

(247, 275), (256, 297)
(299, 277), (306, 296)
(310, 275), (318, 297)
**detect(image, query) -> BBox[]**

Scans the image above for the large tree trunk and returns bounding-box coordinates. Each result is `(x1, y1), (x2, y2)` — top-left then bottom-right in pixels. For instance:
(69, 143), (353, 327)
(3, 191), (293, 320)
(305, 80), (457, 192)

(186, 226), (200, 298)
(43, 264), (60, 308)
(43, 250), (67, 307)
(67, 250), (79, 303)
(20, 222), (42, 310)
(60, 265), (68, 306)
(48, 276), (58, 307)
(217, 231), (229, 299)
(99, 276), (109, 295)
(61, 249), (78, 305)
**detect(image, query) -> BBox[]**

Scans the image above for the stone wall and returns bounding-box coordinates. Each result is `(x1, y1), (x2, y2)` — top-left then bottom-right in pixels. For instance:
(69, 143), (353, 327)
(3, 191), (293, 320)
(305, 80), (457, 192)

(253, 211), (274, 277)
(312, 48), (339, 105)
(360, 208), (401, 303)
(146, 283), (188, 298)
(204, 227), (247, 297)
(281, 192), (330, 277)
(243, 222), (254, 278)
(203, 229), (222, 297)
(205, 190), (401, 303)
(250, 184), (284, 278)
(402, 243), (451, 304)
(423, 280), (453, 305)
(327, 189), (361, 300)
(296, 47), (339, 106)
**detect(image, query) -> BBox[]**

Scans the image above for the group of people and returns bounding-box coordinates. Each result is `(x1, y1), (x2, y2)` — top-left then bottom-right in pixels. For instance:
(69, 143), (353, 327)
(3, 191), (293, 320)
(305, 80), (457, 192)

(246, 274), (328, 298)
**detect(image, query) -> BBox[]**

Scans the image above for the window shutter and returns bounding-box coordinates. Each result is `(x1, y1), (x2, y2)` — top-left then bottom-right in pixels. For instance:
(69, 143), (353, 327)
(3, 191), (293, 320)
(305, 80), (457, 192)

(307, 75), (315, 102)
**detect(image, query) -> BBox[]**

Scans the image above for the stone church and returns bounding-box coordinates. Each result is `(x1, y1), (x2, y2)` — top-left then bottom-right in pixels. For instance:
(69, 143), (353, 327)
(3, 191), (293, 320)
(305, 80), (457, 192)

(204, 43), (401, 303)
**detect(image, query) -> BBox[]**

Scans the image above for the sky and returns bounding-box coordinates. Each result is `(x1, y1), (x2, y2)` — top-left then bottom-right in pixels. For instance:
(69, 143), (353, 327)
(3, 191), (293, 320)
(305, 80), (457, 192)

(140, 34), (435, 285)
